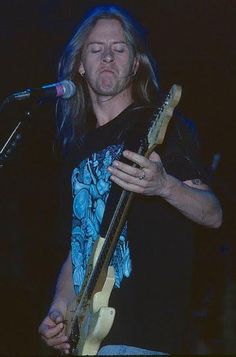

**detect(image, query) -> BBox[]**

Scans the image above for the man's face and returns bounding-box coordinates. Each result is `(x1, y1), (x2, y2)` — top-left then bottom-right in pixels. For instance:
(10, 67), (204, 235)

(79, 19), (137, 99)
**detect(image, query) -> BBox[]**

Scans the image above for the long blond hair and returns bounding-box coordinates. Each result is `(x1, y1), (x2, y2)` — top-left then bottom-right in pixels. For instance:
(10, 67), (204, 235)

(56, 5), (159, 150)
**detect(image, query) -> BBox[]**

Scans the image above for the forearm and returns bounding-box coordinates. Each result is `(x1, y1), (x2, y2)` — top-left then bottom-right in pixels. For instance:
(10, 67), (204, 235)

(108, 150), (222, 228)
(39, 251), (74, 353)
(50, 251), (76, 312)
(160, 174), (223, 228)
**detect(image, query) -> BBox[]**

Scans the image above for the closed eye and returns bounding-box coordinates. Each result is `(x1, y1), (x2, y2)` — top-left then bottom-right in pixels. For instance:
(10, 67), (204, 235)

(112, 44), (128, 53)
(88, 43), (104, 53)
(91, 48), (103, 54)
(114, 49), (125, 53)
(113, 48), (125, 53)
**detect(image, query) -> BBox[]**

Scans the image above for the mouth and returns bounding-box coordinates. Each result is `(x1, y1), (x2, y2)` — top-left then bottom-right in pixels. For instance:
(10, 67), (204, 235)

(100, 69), (115, 75)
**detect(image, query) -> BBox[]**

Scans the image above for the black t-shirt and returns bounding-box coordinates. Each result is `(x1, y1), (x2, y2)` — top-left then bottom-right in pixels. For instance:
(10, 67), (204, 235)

(67, 103), (206, 353)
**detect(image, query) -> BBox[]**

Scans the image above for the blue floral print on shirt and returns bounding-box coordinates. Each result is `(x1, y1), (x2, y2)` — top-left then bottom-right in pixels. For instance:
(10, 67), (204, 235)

(71, 144), (132, 294)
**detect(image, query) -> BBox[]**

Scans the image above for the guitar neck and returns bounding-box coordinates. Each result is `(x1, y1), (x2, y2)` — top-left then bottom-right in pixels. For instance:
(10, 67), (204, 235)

(79, 83), (182, 305)
(86, 145), (146, 298)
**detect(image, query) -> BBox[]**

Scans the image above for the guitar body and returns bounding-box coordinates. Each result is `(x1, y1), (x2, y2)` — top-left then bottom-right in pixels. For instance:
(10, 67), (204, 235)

(66, 237), (116, 355)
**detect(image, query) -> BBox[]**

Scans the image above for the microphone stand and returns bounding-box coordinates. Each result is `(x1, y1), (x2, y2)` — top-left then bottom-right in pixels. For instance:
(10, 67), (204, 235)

(0, 98), (45, 169)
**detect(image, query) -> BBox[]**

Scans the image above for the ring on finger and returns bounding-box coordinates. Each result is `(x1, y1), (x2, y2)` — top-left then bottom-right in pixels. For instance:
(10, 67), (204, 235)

(138, 169), (145, 180)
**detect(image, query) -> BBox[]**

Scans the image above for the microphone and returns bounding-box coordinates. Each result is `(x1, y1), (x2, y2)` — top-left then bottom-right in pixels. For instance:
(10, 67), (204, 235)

(9, 80), (76, 101)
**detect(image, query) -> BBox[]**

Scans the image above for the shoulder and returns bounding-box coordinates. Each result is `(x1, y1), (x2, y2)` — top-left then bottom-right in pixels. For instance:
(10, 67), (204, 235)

(174, 112), (199, 146)
(162, 111), (200, 155)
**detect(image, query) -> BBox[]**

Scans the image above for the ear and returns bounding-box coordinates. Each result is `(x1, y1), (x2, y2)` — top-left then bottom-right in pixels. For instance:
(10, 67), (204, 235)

(132, 56), (139, 75)
(78, 63), (85, 76)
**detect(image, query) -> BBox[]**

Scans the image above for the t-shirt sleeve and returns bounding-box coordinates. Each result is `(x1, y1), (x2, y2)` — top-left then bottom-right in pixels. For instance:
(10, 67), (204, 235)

(159, 115), (209, 183)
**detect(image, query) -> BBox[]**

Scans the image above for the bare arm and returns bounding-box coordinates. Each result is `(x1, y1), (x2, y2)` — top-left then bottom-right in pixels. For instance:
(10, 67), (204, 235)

(108, 150), (222, 228)
(158, 175), (222, 228)
(50, 250), (75, 311)
(38, 250), (75, 354)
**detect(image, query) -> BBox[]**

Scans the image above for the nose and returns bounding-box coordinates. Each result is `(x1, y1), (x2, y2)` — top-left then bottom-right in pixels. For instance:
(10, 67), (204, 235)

(102, 47), (114, 63)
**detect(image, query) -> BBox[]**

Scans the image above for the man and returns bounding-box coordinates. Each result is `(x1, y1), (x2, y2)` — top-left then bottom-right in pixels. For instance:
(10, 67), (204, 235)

(38, 5), (222, 355)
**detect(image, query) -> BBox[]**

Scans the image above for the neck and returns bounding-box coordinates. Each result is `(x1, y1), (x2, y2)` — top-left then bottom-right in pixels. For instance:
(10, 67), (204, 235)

(90, 88), (134, 127)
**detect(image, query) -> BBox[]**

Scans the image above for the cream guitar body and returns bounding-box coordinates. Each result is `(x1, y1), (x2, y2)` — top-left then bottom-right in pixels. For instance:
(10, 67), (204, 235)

(66, 237), (115, 355)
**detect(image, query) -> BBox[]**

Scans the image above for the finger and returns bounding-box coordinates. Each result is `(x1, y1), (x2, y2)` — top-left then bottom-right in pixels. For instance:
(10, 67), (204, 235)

(49, 310), (64, 324)
(110, 160), (145, 181)
(110, 174), (145, 194)
(123, 150), (152, 168)
(39, 317), (56, 332)
(40, 322), (65, 340)
(56, 327), (67, 338)
(149, 151), (161, 163)
(46, 335), (69, 349)
(54, 342), (70, 355)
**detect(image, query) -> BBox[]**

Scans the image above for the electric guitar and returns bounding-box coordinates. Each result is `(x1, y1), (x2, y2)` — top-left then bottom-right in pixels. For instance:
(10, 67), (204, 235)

(65, 84), (182, 355)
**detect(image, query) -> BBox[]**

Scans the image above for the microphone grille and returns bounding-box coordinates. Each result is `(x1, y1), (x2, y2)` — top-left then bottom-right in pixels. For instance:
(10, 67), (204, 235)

(60, 80), (76, 99)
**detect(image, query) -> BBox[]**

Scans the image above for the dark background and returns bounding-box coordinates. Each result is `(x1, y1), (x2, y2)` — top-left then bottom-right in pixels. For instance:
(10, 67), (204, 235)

(0, 0), (235, 355)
